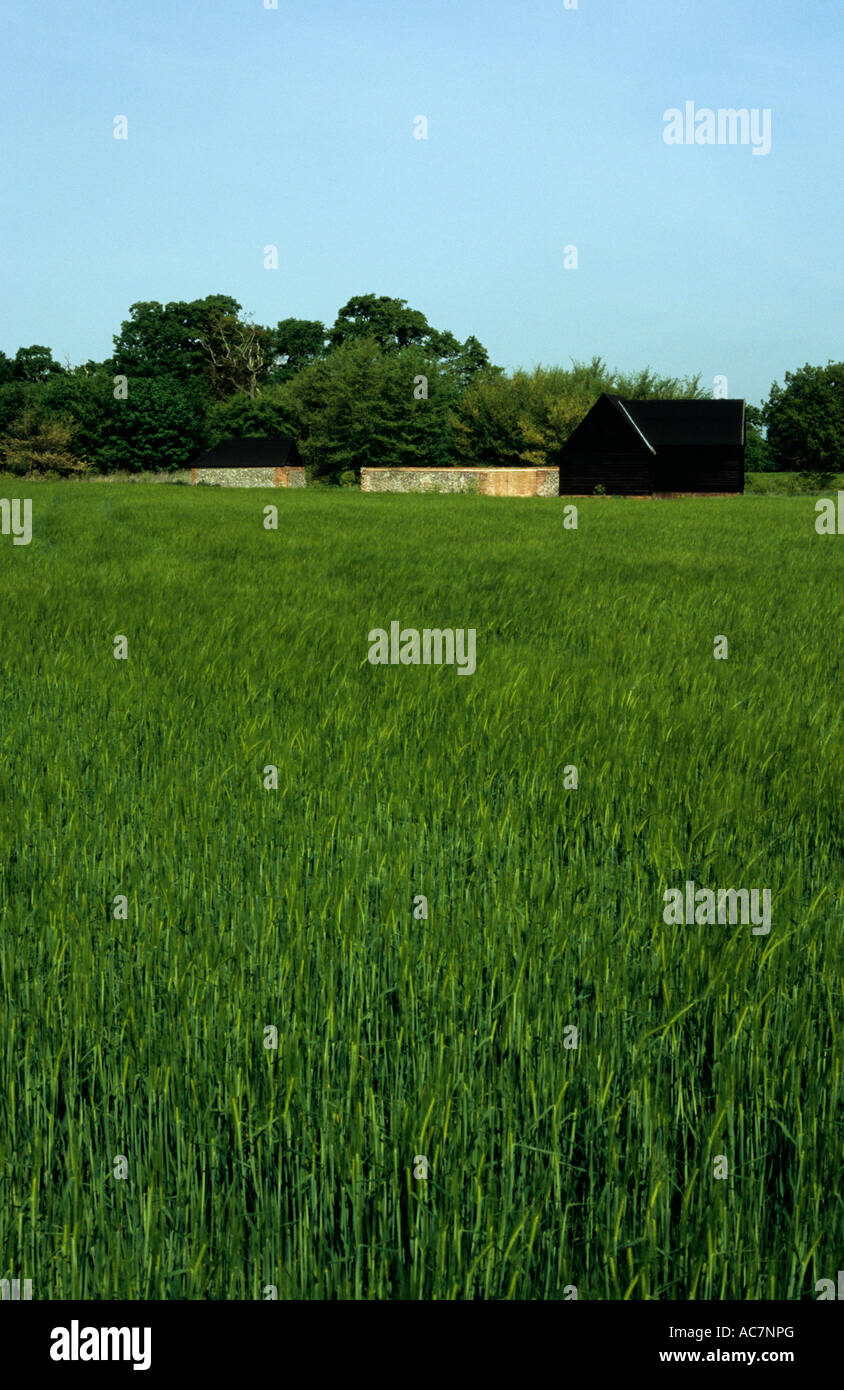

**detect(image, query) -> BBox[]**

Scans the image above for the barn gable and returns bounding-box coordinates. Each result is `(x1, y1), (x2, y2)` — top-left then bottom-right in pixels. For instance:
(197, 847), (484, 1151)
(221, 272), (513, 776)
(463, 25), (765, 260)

(557, 394), (654, 495)
(558, 395), (745, 495)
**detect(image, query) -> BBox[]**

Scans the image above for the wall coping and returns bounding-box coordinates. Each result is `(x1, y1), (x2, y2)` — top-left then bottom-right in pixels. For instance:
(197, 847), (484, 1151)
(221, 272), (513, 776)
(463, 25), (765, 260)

(360, 466), (557, 472)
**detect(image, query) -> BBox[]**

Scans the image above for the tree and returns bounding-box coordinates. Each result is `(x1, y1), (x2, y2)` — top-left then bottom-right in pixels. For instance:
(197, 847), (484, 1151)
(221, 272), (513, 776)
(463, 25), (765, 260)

(111, 296), (242, 384)
(40, 373), (208, 471)
(39, 369), (113, 465)
(205, 385), (300, 446)
(270, 318), (327, 382)
(329, 294), (431, 351)
(0, 350), (15, 384)
(104, 377), (210, 470)
(762, 361), (844, 472)
(328, 294), (492, 385)
(68, 359), (107, 378)
(13, 345), (63, 382)
(286, 336), (460, 480)
(612, 364), (706, 399)
(0, 380), (30, 435)
(445, 334), (492, 391)
(196, 314), (276, 399)
(450, 365), (589, 468)
(744, 403), (774, 472)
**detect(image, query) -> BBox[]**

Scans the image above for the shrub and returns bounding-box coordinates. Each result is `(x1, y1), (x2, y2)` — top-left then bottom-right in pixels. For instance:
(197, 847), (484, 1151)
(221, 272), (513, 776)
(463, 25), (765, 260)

(40, 373), (209, 472)
(0, 407), (89, 476)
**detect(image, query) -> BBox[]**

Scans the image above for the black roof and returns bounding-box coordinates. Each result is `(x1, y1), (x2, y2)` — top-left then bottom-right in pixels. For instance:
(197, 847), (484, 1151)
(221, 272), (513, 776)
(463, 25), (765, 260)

(560, 394), (745, 455)
(192, 436), (302, 468)
(618, 397), (745, 448)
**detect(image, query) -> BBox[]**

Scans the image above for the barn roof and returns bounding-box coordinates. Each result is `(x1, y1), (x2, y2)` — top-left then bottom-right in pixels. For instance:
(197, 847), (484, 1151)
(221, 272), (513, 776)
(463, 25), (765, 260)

(192, 436), (302, 468)
(618, 397), (746, 447)
(559, 395), (746, 457)
(611, 398), (656, 454)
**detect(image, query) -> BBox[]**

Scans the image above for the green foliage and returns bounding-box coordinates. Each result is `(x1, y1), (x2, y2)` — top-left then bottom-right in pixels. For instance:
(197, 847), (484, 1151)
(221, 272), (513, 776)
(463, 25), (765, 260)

(205, 386), (300, 447)
(285, 336), (460, 480)
(0, 380), (31, 434)
(762, 361), (844, 472)
(745, 470), (844, 495)
(451, 358), (707, 468)
(612, 364), (706, 399)
(108, 378), (210, 470)
(13, 344), (63, 382)
(445, 333), (492, 391)
(451, 363), (595, 468)
(110, 298), (287, 401)
(0, 488), (840, 1298)
(270, 318), (327, 383)
(37, 373), (208, 471)
(744, 403), (774, 471)
(781, 470), (836, 494)
(0, 405), (86, 475)
(329, 294), (491, 388)
(39, 370), (115, 464)
(329, 293), (433, 351)
(9, 295), (843, 484)
(197, 314), (277, 400)
(111, 296), (243, 386)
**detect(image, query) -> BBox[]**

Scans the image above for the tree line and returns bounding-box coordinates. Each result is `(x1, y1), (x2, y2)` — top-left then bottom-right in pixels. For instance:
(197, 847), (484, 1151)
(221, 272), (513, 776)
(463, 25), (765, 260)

(0, 293), (840, 480)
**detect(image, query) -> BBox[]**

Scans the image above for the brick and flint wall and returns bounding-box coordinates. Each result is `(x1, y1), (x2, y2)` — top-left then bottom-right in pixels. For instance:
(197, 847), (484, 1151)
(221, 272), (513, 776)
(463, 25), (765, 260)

(190, 467), (308, 487)
(360, 468), (558, 496)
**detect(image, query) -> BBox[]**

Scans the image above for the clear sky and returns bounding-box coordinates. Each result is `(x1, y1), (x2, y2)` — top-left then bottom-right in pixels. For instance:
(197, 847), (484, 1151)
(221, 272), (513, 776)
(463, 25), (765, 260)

(2, 0), (841, 405)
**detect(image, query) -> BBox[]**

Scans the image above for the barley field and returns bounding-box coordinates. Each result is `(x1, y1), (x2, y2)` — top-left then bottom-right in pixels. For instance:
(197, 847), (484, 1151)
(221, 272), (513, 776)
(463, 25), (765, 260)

(0, 484), (841, 1299)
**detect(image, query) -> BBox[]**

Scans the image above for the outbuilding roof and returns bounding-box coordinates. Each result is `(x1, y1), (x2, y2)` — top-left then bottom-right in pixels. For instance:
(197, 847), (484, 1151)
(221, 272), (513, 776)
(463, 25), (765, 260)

(192, 436), (302, 468)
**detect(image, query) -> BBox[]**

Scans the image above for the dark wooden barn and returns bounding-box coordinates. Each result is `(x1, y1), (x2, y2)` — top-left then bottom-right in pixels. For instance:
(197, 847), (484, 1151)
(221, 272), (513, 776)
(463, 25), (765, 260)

(557, 395), (745, 495)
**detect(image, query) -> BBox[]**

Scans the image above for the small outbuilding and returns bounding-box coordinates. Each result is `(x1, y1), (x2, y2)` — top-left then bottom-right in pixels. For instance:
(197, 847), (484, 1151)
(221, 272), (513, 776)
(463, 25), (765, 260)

(557, 395), (745, 495)
(191, 436), (306, 487)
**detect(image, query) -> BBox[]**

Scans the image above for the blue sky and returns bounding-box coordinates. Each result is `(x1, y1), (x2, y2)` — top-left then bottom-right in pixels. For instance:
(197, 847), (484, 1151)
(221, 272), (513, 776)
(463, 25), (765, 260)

(2, 0), (841, 405)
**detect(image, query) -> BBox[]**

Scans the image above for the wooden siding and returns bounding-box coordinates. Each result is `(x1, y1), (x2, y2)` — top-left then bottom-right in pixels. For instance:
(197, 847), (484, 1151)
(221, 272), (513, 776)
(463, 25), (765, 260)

(651, 449), (744, 493)
(560, 452), (652, 494)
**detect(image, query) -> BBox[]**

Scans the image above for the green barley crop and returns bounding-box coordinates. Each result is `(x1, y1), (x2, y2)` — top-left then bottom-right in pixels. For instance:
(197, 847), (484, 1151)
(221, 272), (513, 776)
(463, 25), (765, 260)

(0, 484), (841, 1299)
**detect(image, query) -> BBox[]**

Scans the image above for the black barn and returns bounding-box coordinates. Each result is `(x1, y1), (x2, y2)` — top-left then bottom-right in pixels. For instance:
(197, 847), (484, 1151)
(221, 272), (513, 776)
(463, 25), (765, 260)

(557, 395), (745, 495)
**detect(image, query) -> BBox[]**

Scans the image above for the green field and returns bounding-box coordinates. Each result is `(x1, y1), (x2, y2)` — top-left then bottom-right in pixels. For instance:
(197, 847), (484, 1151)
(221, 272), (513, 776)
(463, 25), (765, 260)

(0, 485), (841, 1300)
